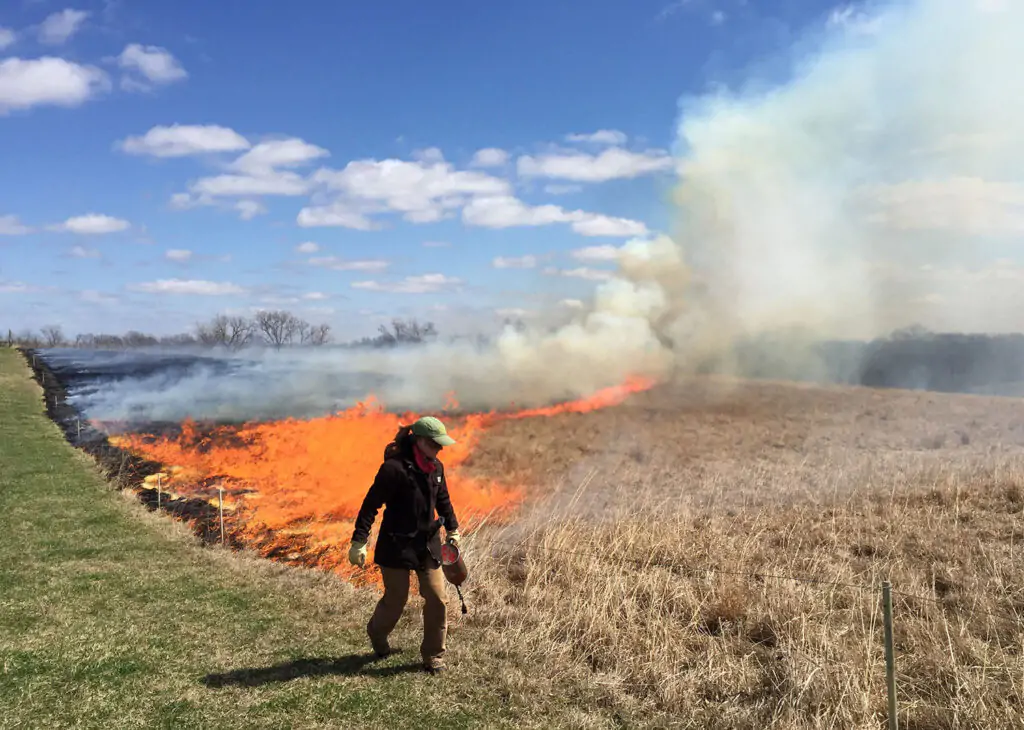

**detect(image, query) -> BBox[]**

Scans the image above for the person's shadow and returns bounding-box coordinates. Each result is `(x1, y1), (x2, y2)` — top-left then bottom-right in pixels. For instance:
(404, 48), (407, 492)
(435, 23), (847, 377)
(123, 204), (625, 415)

(201, 652), (424, 688)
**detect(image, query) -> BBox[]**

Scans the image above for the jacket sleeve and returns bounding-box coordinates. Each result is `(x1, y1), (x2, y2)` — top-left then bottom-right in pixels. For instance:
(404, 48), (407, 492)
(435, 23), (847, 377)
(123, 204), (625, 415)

(352, 461), (397, 543)
(435, 468), (459, 533)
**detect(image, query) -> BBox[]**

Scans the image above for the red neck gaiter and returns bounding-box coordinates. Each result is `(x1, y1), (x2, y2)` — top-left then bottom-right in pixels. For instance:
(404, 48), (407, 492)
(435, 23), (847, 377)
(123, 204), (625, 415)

(413, 443), (438, 474)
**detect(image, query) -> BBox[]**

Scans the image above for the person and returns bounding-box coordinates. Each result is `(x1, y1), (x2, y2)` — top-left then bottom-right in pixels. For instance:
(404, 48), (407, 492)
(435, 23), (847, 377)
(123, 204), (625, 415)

(347, 415), (462, 674)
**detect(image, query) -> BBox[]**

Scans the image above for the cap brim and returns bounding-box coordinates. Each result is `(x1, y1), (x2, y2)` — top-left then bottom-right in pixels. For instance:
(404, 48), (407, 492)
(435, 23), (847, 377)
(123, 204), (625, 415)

(433, 434), (456, 446)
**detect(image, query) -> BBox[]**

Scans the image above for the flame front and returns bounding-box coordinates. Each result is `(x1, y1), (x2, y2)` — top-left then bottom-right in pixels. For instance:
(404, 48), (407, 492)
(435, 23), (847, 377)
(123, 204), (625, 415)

(110, 377), (655, 585)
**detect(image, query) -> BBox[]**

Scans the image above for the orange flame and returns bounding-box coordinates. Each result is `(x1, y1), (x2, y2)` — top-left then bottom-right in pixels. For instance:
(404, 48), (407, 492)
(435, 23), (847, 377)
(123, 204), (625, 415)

(110, 376), (656, 585)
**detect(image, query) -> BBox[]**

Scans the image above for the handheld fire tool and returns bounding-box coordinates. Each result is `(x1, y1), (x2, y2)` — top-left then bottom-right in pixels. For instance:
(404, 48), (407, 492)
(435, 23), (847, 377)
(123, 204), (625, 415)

(434, 517), (469, 614)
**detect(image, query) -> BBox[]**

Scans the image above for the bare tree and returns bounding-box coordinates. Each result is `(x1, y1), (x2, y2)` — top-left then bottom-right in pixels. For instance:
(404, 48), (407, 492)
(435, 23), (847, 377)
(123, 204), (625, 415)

(40, 325), (64, 347)
(305, 323), (331, 346)
(255, 309), (306, 349)
(372, 318), (437, 347)
(196, 314), (255, 350)
(123, 330), (158, 348)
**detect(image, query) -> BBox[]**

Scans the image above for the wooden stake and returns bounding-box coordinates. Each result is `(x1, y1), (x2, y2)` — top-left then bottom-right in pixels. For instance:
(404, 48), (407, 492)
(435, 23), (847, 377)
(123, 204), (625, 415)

(218, 487), (225, 545)
(882, 580), (898, 730)
(76, 417), (81, 441)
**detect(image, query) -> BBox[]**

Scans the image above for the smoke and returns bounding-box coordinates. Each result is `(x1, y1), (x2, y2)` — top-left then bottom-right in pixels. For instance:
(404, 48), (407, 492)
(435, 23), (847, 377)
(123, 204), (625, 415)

(52, 0), (1024, 423)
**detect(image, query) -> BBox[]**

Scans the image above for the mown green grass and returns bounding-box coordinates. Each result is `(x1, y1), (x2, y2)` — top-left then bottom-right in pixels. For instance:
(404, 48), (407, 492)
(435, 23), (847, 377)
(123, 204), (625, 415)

(0, 349), (544, 729)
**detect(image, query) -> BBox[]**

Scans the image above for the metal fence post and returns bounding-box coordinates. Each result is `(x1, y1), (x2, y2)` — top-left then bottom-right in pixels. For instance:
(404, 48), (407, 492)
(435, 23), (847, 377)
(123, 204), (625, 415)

(883, 580), (898, 730)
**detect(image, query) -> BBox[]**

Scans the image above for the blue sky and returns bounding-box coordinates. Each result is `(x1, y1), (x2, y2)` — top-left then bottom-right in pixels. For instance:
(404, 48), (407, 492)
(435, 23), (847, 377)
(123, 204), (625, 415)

(0, 0), (950, 341)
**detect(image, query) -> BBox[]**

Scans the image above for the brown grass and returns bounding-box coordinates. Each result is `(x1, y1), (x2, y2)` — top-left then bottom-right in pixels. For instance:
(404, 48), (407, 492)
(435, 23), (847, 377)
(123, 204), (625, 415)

(453, 377), (1024, 728)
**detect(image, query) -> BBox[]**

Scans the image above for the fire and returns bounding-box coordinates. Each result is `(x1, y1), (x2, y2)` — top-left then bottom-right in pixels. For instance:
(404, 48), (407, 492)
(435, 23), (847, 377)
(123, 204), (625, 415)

(110, 376), (656, 586)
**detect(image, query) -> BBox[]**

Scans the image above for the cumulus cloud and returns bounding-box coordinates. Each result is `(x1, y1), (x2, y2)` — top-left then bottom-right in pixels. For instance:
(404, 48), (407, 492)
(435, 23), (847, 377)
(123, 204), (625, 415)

(0, 57), (109, 113)
(462, 195), (648, 237)
(130, 279), (245, 295)
(352, 273), (460, 294)
(230, 138), (329, 174)
(118, 44), (187, 90)
(542, 266), (616, 281)
(118, 124), (251, 157)
(234, 200), (266, 220)
(295, 241), (320, 254)
(517, 147), (673, 182)
(565, 129), (628, 145)
(38, 9), (89, 45)
(301, 156), (510, 227)
(470, 147), (509, 167)
(50, 214), (130, 234)
(0, 215), (31, 235)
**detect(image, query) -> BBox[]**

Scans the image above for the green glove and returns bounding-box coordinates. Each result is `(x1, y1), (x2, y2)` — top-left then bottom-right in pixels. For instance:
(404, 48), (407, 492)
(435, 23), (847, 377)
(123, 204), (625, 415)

(446, 530), (461, 547)
(348, 540), (367, 567)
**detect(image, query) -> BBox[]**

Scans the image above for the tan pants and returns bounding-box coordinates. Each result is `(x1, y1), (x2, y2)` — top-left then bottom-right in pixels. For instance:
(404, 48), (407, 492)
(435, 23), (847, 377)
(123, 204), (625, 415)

(367, 566), (447, 667)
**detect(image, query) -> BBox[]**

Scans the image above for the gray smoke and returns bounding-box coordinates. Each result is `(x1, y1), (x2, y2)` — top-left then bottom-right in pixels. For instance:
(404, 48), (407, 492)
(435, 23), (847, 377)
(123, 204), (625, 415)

(53, 0), (1024, 424)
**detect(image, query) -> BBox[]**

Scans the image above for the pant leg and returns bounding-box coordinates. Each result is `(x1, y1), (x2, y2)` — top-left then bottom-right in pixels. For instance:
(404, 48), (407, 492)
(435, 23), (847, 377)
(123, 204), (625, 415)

(415, 566), (448, 667)
(368, 567), (411, 651)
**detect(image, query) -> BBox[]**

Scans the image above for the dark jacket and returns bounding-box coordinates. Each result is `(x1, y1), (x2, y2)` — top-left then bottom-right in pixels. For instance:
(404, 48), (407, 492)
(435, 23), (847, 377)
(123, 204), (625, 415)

(352, 434), (460, 571)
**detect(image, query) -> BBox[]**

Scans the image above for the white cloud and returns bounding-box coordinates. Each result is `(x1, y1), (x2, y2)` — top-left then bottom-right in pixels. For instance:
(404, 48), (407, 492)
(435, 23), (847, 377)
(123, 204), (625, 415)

(0, 56), (109, 113)
(231, 138), (328, 174)
(234, 200), (266, 220)
(190, 172), (309, 197)
(351, 273), (460, 294)
(165, 249), (192, 262)
(130, 279), (244, 295)
(295, 241), (320, 254)
(50, 213), (130, 234)
(493, 255), (538, 269)
(308, 255), (389, 272)
(0, 215), (31, 235)
(862, 177), (1024, 237)
(566, 130), (628, 146)
(543, 266), (615, 281)
(470, 147), (509, 167)
(560, 298), (584, 308)
(38, 9), (89, 45)
(517, 147), (673, 182)
(462, 195), (648, 237)
(571, 244), (620, 262)
(303, 291), (328, 300)
(462, 195), (571, 228)
(118, 124), (251, 157)
(296, 203), (376, 230)
(118, 44), (187, 90)
(0, 27), (16, 50)
(173, 137), (326, 216)
(69, 245), (100, 258)
(711, 10), (727, 25)
(303, 157), (510, 227)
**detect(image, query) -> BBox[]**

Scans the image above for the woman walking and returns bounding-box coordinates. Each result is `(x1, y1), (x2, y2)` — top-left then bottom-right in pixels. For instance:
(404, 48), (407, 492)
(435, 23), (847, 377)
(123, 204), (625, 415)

(348, 416), (461, 674)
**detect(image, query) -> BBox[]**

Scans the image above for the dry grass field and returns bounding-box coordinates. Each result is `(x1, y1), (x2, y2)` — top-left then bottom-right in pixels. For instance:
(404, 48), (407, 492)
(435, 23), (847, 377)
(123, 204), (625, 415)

(8, 345), (1024, 729)
(455, 377), (1024, 728)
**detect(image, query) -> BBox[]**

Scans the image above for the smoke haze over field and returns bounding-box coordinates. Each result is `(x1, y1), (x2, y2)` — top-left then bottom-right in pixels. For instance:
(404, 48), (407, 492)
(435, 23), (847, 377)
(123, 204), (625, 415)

(43, 0), (1024, 423)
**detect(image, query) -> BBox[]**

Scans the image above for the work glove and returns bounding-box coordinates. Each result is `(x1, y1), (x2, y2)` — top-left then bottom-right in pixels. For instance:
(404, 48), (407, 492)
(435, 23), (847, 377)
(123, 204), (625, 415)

(446, 530), (461, 547)
(348, 540), (367, 568)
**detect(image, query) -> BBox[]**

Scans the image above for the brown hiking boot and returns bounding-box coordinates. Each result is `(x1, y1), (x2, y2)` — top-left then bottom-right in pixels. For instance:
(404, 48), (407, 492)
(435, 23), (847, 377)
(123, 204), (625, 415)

(367, 621), (393, 658)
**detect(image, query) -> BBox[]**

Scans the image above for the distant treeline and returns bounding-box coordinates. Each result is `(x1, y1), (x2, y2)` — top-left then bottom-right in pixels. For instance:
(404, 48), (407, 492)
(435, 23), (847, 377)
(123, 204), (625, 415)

(2, 312), (438, 352)
(730, 327), (1024, 397)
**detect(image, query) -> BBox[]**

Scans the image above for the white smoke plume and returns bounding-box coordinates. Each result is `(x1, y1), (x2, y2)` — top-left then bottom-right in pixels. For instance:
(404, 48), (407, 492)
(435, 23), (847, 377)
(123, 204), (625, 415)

(52, 0), (1024, 423)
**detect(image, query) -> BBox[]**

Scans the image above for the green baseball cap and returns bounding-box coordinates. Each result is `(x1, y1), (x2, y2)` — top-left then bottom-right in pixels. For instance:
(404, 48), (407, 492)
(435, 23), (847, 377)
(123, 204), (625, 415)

(411, 416), (456, 446)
